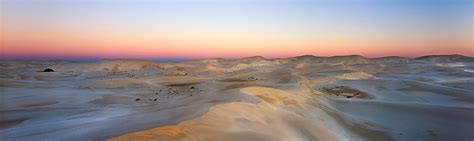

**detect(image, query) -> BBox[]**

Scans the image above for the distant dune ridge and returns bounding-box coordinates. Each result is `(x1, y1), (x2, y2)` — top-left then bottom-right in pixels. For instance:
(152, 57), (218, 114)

(1, 54), (474, 141)
(414, 54), (474, 62)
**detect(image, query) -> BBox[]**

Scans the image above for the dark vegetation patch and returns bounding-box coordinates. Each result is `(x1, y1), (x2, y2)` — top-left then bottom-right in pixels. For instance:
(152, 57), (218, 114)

(166, 82), (201, 87)
(43, 68), (55, 72)
(0, 118), (27, 130)
(247, 76), (259, 81)
(219, 77), (259, 82)
(319, 86), (374, 99)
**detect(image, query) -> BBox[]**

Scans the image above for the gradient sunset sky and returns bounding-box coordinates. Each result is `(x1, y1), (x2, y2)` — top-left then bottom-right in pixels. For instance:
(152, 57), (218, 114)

(1, 0), (473, 59)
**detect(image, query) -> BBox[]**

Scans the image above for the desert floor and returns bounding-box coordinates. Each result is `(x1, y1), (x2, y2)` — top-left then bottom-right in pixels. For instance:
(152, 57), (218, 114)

(1, 55), (474, 141)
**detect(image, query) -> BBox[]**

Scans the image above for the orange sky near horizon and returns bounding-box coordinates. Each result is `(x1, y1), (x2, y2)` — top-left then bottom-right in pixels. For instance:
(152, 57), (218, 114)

(1, 0), (473, 59)
(3, 26), (471, 59)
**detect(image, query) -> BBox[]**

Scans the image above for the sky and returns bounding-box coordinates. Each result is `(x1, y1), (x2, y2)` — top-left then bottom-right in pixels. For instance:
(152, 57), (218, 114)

(1, 0), (473, 60)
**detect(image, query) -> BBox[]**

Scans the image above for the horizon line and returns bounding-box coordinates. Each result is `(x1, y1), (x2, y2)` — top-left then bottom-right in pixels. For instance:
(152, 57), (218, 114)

(1, 54), (472, 62)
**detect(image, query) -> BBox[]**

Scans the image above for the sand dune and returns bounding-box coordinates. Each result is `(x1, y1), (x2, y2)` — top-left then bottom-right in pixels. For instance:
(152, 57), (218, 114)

(111, 87), (345, 141)
(1, 55), (473, 141)
(415, 55), (474, 63)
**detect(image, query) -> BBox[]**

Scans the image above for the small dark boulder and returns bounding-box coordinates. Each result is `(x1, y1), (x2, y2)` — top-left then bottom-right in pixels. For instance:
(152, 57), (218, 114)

(190, 86), (195, 89)
(135, 98), (141, 101)
(43, 68), (55, 72)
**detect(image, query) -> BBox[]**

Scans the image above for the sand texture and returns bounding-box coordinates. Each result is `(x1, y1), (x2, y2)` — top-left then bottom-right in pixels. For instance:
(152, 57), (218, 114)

(1, 55), (474, 141)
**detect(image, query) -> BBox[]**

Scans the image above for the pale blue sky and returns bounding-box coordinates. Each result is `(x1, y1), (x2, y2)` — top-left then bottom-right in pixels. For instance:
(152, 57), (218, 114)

(2, 0), (473, 59)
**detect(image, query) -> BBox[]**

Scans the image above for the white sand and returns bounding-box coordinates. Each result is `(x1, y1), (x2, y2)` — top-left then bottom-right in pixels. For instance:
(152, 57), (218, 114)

(1, 55), (473, 141)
